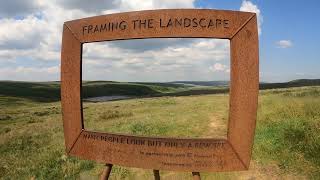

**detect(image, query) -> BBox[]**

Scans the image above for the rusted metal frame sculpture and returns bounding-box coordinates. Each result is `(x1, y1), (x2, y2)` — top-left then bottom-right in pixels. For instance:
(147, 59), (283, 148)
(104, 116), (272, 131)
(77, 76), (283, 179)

(61, 9), (259, 179)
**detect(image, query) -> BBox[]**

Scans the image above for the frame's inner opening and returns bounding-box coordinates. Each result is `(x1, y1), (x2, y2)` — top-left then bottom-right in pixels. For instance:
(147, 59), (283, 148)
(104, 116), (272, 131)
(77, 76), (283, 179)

(81, 38), (230, 139)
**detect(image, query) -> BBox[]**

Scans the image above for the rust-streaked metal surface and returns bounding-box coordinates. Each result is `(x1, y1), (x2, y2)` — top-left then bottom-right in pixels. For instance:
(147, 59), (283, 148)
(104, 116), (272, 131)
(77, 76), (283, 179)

(61, 9), (259, 172)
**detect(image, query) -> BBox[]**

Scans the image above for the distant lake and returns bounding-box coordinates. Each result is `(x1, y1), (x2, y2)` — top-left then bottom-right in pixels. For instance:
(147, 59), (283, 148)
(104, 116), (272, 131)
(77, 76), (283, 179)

(84, 95), (132, 102)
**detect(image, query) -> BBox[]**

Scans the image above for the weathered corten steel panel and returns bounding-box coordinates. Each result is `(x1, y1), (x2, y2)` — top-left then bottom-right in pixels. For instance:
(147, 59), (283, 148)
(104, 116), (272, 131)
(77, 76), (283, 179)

(65, 9), (253, 42)
(61, 9), (259, 172)
(228, 16), (259, 168)
(61, 25), (83, 152)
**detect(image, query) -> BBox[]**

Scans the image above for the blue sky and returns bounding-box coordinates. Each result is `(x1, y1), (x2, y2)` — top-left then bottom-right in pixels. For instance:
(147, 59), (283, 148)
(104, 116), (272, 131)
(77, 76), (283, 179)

(196, 0), (320, 82)
(0, 0), (319, 82)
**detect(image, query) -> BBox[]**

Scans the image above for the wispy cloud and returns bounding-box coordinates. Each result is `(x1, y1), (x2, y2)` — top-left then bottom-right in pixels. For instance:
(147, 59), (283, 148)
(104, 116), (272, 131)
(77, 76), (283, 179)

(276, 40), (293, 48)
(0, 65), (60, 81)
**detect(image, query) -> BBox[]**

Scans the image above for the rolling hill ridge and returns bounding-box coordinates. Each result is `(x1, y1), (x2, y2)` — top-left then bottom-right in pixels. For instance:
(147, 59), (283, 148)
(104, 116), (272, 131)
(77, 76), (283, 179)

(0, 79), (319, 102)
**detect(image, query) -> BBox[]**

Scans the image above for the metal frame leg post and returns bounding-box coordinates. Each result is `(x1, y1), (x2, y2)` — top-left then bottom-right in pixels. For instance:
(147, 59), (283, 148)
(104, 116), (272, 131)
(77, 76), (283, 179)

(192, 172), (201, 180)
(153, 169), (160, 180)
(100, 164), (113, 180)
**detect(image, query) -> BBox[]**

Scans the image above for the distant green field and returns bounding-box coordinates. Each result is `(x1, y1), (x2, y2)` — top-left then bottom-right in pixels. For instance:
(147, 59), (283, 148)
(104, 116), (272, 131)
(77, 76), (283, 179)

(0, 79), (319, 102)
(0, 82), (320, 179)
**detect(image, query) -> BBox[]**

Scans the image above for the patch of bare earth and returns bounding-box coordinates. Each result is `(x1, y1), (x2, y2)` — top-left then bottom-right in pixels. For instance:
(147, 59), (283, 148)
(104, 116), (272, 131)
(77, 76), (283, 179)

(206, 114), (227, 139)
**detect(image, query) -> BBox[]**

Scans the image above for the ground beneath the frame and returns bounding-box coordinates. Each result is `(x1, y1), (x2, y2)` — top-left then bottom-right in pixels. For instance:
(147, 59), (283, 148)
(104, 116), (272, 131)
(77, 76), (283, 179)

(1, 85), (319, 179)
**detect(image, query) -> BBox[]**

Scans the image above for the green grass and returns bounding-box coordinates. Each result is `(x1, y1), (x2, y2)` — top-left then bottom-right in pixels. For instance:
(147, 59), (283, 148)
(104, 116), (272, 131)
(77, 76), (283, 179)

(0, 85), (319, 179)
(254, 87), (320, 178)
(83, 95), (229, 138)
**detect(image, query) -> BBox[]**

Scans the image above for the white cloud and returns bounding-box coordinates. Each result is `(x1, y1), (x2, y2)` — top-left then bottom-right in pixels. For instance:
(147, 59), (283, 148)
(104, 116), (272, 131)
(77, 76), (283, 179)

(82, 39), (230, 81)
(117, 0), (194, 12)
(0, 0), (235, 82)
(15, 66), (59, 74)
(209, 63), (229, 73)
(240, 0), (263, 35)
(0, 16), (49, 49)
(276, 40), (293, 48)
(0, 66), (59, 81)
(56, 0), (121, 13)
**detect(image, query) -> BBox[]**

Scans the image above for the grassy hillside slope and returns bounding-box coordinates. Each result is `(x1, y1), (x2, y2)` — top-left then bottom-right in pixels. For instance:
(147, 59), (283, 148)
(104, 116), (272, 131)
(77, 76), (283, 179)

(0, 81), (60, 102)
(0, 86), (319, 179)
(1, 79), (320, 102)
(0, 81), (190, 102)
